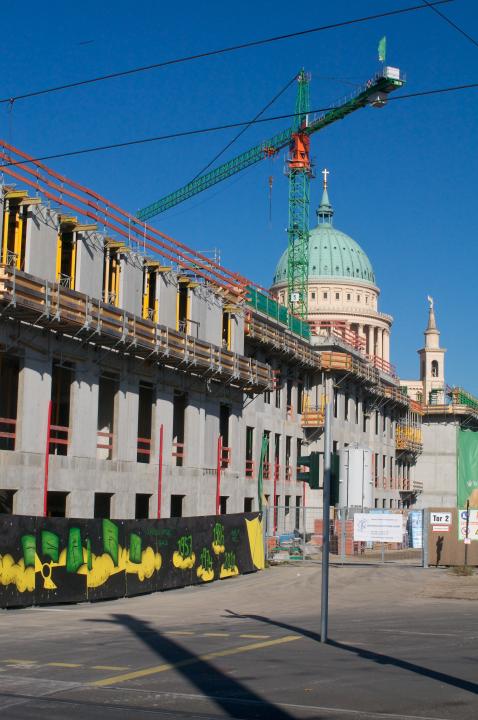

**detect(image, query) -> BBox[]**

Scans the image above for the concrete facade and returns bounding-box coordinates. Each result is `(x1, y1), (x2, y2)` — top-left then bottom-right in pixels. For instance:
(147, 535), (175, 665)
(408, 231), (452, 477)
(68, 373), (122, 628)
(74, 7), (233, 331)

(0, 187), (418, 520)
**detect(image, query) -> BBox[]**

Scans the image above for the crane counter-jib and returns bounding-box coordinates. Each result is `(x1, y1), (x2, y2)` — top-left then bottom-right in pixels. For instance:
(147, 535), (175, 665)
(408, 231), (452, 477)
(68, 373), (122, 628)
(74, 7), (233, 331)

(136, 67), (405, 222)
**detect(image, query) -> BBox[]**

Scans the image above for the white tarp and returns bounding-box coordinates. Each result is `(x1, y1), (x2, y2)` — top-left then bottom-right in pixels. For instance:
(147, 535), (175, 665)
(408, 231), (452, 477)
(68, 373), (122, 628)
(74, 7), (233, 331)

(353, 513), (403, 543)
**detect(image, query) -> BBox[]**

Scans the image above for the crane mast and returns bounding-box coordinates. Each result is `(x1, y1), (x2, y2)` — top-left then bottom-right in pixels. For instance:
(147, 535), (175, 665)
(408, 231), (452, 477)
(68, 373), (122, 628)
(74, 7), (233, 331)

(287, 70), (312, 320)
(136, 65), (405, 326)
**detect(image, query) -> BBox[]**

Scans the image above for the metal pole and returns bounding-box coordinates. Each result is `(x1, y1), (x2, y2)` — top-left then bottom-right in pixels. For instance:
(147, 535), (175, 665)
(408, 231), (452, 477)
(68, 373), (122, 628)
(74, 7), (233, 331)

(321, 377), (332, 643)
(302, 482), (306, 560)
(43, 399), (52, 517)
(216, 435), (222, 515)
(464, 500), (470, 567)
(341, 507), (346, 565)
(157, 424), (164, 519)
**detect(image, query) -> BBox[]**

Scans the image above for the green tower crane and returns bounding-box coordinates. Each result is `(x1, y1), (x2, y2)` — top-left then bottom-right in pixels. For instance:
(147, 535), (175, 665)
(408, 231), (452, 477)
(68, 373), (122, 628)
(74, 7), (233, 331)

(137, 66), (405, 320)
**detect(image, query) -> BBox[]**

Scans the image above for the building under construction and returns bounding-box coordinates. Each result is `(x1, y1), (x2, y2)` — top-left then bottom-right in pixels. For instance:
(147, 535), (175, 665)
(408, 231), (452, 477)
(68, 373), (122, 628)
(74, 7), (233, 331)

(0, 132), (424, 520)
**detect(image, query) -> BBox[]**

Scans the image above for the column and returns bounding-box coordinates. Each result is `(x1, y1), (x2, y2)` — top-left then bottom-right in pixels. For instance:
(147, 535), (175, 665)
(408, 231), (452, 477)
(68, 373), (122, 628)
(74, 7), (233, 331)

(16, 349), (52, 454)
(69, 359), (99, 459)
(358, 324), (366, 354)
(377, 327), (383, 360)
(184, 394), (206, 468)
(115, 370), (139, 462)
(383, 330), (390, 364)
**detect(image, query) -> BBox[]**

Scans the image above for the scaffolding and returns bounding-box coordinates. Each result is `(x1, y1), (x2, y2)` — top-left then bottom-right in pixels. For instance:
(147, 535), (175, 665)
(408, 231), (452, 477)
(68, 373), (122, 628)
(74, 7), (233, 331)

(0, 264), (272, 393)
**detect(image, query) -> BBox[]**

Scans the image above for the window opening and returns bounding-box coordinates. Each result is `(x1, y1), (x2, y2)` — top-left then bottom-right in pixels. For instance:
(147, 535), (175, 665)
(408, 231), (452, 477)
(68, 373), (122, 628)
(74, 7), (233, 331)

(177, 283), (189, 333)
(56, 220), (77, 289)
(170, 494), (184, 518)
(51, 362), (73, 457)
(47, 491), (69, 518)
(0, 355), (19, 451)
(219, 496), (228, 515)
(172, 391), (187, 467)
(1, 198), (27, 270)
(137, 383), (154, 463)
(97, 375), (118, 460)
(94, 492), (113, 519)
(103, 242), (123, 307)
(135, 493), (151, 519)
(244, 497), (253, 512)
(0, 489), (16, 514)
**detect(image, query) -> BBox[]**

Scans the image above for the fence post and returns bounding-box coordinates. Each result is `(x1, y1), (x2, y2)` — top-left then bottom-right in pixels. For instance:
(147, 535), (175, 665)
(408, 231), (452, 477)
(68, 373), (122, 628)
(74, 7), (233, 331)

(341, 507), (346, 565)
(302, 483), (306, 559)
(157, 424), (163, 519)
(422, 508), (429, 568)
(273, 464), (278, 534)
(43, 400), (52, 517)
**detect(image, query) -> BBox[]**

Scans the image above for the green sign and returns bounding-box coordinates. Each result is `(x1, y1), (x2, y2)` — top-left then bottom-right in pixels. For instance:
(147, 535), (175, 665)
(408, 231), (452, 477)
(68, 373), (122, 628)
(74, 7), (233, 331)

(457, 429), (478, 508)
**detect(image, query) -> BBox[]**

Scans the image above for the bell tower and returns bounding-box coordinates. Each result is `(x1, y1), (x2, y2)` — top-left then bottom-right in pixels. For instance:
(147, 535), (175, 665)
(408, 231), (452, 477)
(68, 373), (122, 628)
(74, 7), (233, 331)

(418, 296), (446, 405)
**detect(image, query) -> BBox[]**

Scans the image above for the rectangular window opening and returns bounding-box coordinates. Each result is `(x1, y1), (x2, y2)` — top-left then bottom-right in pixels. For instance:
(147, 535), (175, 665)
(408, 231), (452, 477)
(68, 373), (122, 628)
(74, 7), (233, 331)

(172, 391), (187, 467)
(0, 354), (19, 451)
(220, 496), (228, 515)
(142, 265), (159, 322)
(51, 361), (74, 458)
(170, 494), (184, 518)
(135, 493), (151, 519)
(47, 491), (69, 518)
(137, 383), (154, 464)
(97, 375), (118, 460)
(94, 492), (113, 519)
(244, 497), (253, 513)
(0, 489), (16, 514)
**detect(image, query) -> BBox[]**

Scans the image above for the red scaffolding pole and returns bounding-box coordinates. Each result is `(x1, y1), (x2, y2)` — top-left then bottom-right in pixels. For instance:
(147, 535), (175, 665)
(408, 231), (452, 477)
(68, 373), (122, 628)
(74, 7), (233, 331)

(216, 435), (223, 515)
(43, 400), (52, 517)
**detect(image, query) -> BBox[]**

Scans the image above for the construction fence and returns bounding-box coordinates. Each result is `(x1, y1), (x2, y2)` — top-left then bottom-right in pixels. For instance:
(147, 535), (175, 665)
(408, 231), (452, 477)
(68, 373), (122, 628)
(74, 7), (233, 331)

(264, 506), (424, 564)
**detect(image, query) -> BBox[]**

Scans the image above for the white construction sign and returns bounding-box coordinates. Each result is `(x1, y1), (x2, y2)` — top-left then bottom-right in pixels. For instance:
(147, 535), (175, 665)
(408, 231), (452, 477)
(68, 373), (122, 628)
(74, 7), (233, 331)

(353, 513), (403, 543)
(458, 509), (478, 542)
(430, 511), (452, 533)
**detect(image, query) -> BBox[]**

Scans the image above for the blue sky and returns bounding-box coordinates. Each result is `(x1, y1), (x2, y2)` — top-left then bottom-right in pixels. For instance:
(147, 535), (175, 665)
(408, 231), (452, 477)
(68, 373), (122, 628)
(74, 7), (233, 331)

(1, 1), (477, 391)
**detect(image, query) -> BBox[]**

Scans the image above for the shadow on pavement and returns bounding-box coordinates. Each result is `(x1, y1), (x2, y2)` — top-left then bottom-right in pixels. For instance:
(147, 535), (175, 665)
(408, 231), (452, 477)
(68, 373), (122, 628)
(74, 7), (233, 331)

(224, 610), (478, 696)
(87, 613), (297, 720)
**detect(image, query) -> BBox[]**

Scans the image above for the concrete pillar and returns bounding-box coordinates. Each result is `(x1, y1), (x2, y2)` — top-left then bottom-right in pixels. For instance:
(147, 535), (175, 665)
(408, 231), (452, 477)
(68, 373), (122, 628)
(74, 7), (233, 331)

(154, 387), (174, 467)
(69, 360), (99, 459)
(115, 370), (139, 462)
(16, 350), (52, 454)
(184, 394), (206, 468)
(204, 398), (219, 468)
(378, 331), (383, 363)
(229, 408), (242, 474)
(383, 330), (390, 364)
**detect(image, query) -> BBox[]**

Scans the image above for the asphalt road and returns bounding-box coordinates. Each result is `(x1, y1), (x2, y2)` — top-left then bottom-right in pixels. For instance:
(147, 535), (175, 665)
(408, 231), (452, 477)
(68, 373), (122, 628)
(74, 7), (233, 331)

(0, 564), (477, 719)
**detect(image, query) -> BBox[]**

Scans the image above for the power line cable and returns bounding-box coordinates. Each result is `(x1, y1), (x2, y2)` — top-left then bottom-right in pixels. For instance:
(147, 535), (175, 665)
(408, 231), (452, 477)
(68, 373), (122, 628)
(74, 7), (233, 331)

(421, 0), (478, 49)
(191, 74), (297, 181)
(0, 0), (454, 106)
(1, 79), (477, 169)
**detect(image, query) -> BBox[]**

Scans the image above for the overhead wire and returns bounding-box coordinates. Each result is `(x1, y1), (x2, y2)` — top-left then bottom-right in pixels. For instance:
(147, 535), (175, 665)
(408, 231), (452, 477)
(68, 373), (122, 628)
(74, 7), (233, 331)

(0, 0), (455, 106)
(420, 0), (478, 49)
(1, 78), (478, 169)
(191, 73), (297, 181)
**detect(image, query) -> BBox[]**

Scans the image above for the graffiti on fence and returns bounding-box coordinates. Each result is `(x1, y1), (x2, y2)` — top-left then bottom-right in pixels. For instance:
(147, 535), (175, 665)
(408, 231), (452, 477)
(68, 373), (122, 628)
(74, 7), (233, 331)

(0, 512), (265, 607)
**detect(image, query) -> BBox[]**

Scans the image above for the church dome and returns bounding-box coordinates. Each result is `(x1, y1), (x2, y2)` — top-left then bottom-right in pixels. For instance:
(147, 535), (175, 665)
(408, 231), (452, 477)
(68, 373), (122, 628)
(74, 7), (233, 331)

(271, 184), (376, 287)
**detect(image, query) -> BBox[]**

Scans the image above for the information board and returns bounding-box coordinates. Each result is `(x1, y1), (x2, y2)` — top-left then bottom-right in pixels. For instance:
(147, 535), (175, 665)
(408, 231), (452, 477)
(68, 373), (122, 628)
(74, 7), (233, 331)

(353, 513), (403, 543)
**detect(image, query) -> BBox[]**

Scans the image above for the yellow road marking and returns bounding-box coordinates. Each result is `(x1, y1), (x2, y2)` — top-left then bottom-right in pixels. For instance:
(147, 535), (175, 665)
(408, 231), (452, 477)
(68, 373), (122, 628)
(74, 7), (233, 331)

(92, 635), (301, 687)
(201, 632), (230, 637)
(239, 634), (270, 639)
(3, 659), (36, 664)
(163, 631), (195, 636)
(92, 665), (130, 671)
(47, 662), (82, 668)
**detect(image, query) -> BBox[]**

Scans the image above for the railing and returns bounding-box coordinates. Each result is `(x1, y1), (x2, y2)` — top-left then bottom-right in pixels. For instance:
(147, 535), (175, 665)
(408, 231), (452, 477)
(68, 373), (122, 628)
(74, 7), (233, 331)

(0, 416), (16, 449)
(172, 441), (185, 466)
(137, 436), (152, 463)
(311, 321), (366, 353)
(369, 355), (397, 378)
(97, 430), (113, 457)
(49, 424), (70, 454)
(396, 425), (423, 452)
(0, 265), (272, 393)
(301, 409), (325, 428)
(245, 459), (255, 479)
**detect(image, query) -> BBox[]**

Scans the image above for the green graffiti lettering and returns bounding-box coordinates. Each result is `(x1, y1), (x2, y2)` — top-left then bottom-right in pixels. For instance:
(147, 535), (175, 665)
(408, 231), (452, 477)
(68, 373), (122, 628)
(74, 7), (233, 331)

(41, 530), (60, 562)
(21, 534), (36, 568)
(200, 547), (213, 572)
(224, 551), (236, 571)
(66, 527), (83, 573)
(178, 535), (193, 559)
(213, 523), (224, 547)
(129, 533), (142, 564)
(86, 538), (92, 571)
(102, 519), (119, 567)
(231, 528), (240, 544)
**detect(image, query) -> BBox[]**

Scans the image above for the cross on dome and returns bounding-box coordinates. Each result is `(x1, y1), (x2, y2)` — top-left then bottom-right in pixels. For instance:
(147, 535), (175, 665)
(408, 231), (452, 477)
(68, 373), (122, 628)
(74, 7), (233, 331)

(322, 168), (329, 190)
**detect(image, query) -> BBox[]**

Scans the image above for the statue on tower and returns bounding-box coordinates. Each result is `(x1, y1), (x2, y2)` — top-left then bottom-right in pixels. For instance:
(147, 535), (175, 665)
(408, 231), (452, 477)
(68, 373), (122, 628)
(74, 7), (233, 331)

(427, 295), (434, 310)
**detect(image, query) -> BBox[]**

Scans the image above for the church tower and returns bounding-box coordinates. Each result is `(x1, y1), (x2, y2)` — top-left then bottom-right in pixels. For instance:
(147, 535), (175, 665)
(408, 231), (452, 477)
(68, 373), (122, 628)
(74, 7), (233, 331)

(418, 297), (446, 405)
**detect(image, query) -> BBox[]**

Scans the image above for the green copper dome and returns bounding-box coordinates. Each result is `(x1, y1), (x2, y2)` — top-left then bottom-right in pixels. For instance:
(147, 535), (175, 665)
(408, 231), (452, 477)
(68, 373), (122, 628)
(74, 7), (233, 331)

(272, 186), (376, 287)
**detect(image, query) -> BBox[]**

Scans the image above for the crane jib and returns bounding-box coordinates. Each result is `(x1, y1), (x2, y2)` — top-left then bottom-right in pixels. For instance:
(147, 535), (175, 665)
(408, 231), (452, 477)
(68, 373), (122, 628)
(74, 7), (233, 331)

(136, 70), (404, 222)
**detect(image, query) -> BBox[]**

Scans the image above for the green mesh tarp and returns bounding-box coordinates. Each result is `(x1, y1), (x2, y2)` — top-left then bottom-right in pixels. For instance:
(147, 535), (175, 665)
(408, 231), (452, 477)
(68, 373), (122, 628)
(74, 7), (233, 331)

(457, 429), (478, 508)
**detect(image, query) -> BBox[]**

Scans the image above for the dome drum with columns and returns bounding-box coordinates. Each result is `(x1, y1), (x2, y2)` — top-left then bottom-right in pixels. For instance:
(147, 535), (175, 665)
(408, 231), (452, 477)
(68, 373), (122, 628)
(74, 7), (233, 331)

(271, 171), (393, 369)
